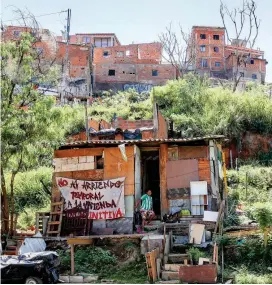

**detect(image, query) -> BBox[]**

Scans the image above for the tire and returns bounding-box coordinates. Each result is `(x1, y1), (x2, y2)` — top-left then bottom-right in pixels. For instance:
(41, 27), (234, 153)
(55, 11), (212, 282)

(25, 277), (43, 284)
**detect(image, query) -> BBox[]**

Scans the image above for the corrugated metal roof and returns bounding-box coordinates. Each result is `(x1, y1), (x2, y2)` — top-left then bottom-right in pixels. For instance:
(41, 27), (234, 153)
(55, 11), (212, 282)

(61, 135), (225, 147)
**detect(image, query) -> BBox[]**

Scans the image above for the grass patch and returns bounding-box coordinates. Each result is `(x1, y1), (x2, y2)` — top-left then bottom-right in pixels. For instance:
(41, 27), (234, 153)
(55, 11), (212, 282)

(235, 268), (272, 284)
(99, 256), (147, 284)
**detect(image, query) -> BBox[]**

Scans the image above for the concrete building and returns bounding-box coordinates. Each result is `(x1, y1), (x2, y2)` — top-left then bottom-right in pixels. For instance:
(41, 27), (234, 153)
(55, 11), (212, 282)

(191, 26), (268, 84)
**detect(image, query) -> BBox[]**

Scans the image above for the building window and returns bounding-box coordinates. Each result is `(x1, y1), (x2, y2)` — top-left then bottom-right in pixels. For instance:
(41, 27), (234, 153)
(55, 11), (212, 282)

(108, 69), (115, 76)
(252, 74), (257, 79)
(126, 50), (130, 56)
(215, 62), (221, 67)
(200, 34), (206, 39)
(200, 45), (206, 52)
(13, 30), (21, 37)
(83, 37), (91, 43)
(201, 59), (208, 68)
(103, 51), (109, 57)
(214, 47), (219, 52)
(213, 35), (220, 40)
(240, 72), (244, 77)
(102, 38), (109, 47)
(117, 51), (124, 57)
(152, 70), (158, 76)
(250, 59), (255, 64)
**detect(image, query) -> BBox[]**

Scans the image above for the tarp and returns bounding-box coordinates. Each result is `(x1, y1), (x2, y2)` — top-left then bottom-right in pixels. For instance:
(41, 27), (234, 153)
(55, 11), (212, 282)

(18, 232), (46, 255)
(56, 177), (126, 220)
(1, 251), (59, 269)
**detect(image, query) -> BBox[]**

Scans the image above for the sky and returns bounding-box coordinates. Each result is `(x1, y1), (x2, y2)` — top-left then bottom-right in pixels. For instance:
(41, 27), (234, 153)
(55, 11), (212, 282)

(1, 0), (271, 81)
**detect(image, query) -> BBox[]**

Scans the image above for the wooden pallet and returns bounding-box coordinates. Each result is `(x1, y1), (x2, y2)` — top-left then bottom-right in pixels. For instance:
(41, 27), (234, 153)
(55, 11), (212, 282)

(46, 200), (64, 237)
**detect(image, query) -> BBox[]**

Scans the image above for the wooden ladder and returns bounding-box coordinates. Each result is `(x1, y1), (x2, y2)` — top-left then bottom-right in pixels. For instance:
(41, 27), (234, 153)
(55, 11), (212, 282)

(46, 199), (64, 237)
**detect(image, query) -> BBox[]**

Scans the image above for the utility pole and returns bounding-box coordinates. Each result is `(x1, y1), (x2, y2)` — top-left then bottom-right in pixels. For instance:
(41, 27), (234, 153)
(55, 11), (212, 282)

(60, 9), (71, 105)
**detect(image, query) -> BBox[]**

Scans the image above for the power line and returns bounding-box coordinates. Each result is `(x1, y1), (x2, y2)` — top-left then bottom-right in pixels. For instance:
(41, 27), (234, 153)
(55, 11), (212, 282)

(2, 10), (67, 23)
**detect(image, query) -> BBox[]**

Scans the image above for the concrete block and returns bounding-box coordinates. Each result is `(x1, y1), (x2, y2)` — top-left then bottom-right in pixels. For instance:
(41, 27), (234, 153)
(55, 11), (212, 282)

(77, 163), (91, 171)
(58, 158), (68, 165)
(69, 276), (84, 283)
(164, 264), (181, 272)
(54, 166), (62, 172)
(59, 275), (70, 283)
(86, 156), (94, 163)
(79, 156), (87, 163)
(68, 157), (79, 164)
(83, 274), (99, 283)
(161, 271), (179, 281)
(61, 164), (78, 171)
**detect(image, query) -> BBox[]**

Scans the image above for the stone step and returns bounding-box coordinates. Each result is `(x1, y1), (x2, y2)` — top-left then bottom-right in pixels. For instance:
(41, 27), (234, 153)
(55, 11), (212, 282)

(168, 254), (189, 263)
(164, 264), (182, 272)
(161, 270), (179, 281)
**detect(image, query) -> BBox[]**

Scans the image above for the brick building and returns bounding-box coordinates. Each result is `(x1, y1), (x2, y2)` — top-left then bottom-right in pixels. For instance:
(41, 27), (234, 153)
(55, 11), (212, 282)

(92, 42), (176, 92)
(191, 26), (268, 83)
(1, 25), (57, 61)
(57, 33), (120, 47)
(56, 42), (91, 96)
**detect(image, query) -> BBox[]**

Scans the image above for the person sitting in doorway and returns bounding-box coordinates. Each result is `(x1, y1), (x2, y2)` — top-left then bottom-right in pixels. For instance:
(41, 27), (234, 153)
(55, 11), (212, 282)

(135, 189), (155, 233)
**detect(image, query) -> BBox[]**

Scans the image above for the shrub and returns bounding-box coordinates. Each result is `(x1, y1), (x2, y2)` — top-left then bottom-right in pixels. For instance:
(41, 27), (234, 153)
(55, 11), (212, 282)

(58, 246), (116, 274)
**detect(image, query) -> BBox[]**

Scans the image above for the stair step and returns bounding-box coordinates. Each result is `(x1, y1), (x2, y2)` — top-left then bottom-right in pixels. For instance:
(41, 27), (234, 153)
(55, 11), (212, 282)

(48, 221), (61, 225)
(51, 202), (63, 206)
(164, 264), (182, 272)
(6, 246), (17, 250)
(47, 231), (60, 234)
(168, 254), (189, 263)
(161, 270), (179, 281)
(51, 211), (62, 215)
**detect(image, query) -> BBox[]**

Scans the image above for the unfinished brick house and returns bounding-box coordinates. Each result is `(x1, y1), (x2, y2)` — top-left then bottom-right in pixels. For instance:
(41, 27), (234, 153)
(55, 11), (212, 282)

(1, 25), (57, 62)
(56, 42), (91, 97)
(57, 33), (120, 47)
(93, 42), (176, 92)
(191, 26), (268, 83)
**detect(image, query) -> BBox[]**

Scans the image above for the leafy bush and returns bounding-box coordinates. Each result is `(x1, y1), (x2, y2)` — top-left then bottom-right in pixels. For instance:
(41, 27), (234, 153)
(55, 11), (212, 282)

(58, 246), (116, 274)
(187, 247), (206, 263)
(153, 74), (272, 139)
(227, 165), (272, 204)
(224, 236), (272, 273)
(6, 167), (52, 214)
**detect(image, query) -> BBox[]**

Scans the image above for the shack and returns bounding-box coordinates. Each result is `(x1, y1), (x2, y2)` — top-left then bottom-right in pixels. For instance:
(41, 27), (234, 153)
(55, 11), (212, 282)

(44, 106), (224, 237)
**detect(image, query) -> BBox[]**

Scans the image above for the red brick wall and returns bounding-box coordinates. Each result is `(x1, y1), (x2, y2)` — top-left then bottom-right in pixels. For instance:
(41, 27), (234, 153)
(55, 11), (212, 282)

(94, 63), (175, 85)
(192, 27), (225, 71)
(115, 117), (154, 130)
(57, 42), (90, 78)
(2, 26), (57, 59)
(93, 42), (162, 64)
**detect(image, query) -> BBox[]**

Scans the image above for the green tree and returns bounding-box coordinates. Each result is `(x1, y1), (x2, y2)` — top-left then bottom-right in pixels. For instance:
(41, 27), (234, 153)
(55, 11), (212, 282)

(1, 31), (62, 234)
(253, 203), (272, 247)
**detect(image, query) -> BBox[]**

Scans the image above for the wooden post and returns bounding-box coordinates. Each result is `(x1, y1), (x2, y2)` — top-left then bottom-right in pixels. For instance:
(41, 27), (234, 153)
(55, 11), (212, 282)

(35, 213), (39, 234)
(71, 244), (75, 275)
(160, 144), (168, 217)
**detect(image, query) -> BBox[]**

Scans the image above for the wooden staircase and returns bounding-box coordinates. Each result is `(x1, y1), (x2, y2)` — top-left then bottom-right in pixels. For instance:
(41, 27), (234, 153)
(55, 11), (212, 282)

(46, 199), (64, 237)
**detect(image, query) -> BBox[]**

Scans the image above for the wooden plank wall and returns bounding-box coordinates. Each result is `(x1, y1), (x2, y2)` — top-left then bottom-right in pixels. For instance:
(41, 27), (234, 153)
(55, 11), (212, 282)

(160, 144), (168, 216)
(104, 146), (135, 196)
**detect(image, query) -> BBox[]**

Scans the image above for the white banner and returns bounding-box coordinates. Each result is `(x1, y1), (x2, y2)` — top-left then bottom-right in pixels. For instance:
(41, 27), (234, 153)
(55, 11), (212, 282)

(56, 177), (126, 220)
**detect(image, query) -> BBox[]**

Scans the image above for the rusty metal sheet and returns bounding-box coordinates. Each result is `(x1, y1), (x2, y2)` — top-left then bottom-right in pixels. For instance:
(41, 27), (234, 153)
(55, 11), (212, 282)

(166, 159), (199, 189)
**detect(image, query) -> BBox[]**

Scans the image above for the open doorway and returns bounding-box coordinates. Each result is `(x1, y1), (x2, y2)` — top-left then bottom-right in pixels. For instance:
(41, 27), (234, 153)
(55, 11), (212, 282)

(141, 151), (160, 217)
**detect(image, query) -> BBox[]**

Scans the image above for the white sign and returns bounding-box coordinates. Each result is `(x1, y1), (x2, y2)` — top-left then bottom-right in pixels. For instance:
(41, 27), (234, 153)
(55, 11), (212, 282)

(56, 177), (126, 220)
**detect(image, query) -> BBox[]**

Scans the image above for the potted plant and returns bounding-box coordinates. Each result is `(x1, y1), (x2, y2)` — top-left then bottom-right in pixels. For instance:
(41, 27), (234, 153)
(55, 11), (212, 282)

(187, 248), (205, 265)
